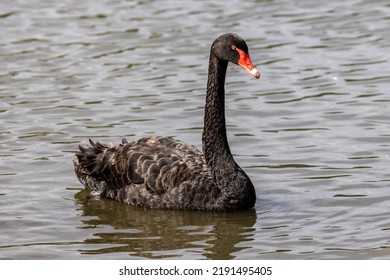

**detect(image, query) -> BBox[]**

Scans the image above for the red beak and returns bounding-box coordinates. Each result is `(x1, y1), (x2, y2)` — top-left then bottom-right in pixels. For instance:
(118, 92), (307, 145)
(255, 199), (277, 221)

(236, 48), (260, 79)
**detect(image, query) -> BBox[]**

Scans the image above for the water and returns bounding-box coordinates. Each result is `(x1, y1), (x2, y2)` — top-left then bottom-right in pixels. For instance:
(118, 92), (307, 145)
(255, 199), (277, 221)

(1, 0), (390, 259)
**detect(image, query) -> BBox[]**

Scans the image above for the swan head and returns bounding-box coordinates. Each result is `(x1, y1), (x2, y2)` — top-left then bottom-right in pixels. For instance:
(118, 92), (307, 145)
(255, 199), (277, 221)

(212, 33), (260, 79)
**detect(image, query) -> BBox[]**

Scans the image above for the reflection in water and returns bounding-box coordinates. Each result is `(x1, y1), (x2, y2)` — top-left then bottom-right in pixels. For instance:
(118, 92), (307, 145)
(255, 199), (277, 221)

(74, 189), (257, 259)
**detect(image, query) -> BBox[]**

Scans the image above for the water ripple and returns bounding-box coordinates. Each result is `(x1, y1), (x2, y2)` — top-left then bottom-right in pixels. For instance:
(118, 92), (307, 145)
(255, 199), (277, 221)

(1, 0), (390, 259)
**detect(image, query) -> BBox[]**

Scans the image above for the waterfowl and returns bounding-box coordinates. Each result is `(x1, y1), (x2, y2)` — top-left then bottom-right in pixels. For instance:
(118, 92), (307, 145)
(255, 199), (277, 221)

(73, 33), (260, 211)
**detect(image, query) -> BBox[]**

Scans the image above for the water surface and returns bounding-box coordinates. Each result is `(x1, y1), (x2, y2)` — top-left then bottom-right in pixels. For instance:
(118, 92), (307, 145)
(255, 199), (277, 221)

(1, 0), (390, 259)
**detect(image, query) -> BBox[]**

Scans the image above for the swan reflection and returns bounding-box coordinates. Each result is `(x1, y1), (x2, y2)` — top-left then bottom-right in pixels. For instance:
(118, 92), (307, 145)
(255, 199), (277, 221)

(75, 189), (257, 259)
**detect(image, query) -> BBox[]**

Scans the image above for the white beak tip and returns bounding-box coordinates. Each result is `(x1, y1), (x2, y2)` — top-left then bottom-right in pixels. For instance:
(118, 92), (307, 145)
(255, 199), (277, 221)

(250, 68), (260, 79)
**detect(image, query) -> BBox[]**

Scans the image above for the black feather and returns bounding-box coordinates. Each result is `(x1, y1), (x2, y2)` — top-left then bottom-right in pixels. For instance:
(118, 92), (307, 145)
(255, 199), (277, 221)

(73, 33), (257, 211)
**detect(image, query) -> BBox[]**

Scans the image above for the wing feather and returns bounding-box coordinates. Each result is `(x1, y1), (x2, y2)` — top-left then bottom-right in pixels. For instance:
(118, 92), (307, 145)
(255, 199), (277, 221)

(74, 136), (210, 198)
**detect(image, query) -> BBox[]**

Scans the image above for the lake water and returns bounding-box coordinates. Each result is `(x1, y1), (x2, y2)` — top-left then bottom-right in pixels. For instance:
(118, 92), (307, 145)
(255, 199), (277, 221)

(1, 0), (389, 259)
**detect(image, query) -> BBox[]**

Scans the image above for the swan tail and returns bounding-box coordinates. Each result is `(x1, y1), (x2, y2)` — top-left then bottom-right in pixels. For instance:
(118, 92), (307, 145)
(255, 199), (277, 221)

(73, 139), (114, 193)
(73, 138), (147, 192)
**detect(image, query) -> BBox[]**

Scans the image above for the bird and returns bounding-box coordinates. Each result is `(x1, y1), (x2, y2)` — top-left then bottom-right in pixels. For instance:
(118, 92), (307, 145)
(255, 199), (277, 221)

(73, 33), (260, 211)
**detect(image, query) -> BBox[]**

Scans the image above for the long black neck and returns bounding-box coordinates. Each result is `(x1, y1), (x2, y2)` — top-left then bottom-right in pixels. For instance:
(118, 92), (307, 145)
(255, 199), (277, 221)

(202, 50), (256, 210)
(202, 52), (235, 173)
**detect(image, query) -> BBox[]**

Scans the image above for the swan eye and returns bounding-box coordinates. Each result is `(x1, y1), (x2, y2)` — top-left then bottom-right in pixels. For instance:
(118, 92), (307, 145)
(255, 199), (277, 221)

(231, 45), (237, 50)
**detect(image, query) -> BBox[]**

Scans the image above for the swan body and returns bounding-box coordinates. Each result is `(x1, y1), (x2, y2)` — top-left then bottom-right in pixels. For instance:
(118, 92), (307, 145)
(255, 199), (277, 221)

(73, 33), (259, 211)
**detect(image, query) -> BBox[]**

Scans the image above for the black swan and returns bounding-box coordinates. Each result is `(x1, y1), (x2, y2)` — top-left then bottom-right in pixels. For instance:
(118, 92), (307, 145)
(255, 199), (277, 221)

(73, 33), (260, 211)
